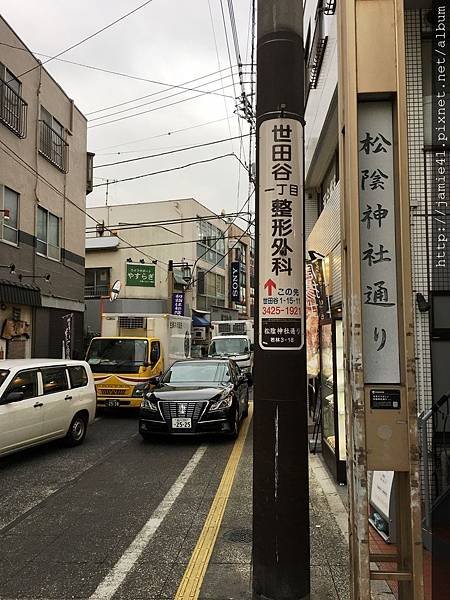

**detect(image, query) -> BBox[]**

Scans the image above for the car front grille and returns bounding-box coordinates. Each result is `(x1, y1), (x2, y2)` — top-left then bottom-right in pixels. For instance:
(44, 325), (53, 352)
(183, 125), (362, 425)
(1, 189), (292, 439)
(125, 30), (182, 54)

(159, 401), (207, 422)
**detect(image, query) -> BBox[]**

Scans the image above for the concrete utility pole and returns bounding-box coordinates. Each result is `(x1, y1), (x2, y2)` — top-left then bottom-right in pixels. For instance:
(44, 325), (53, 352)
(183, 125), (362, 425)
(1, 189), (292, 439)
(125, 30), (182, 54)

(253, 2), (309, 600)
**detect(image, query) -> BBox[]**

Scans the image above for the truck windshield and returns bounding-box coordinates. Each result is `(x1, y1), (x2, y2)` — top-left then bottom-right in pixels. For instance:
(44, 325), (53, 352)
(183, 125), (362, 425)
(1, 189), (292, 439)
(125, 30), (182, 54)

(86, 339), (148, 374)
(209, 338), (249, 356)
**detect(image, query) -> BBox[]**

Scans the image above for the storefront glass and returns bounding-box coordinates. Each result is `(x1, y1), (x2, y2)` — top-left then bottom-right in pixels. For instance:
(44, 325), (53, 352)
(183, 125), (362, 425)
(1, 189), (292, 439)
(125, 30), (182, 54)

(321, 323), (335, 451)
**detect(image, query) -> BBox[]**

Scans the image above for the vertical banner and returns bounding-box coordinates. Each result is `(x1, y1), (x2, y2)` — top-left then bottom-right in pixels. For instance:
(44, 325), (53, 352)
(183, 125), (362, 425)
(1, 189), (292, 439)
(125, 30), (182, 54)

(171, 292), (185, 316)
(62, 313), (73, 359)
(230, 261), (241, 302)
(358, 102), (400, 384)
(258, 118), (304, 350)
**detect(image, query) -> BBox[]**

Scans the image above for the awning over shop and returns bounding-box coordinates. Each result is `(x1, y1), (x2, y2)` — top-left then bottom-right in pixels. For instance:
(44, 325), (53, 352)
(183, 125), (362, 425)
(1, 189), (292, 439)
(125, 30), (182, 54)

(0, 280), (41, 307)
(192, 313), (210, 327)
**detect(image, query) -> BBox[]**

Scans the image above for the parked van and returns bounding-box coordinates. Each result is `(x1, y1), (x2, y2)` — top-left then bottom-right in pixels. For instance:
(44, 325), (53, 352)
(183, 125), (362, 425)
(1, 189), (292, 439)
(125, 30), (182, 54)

(0, 359), (96, 458)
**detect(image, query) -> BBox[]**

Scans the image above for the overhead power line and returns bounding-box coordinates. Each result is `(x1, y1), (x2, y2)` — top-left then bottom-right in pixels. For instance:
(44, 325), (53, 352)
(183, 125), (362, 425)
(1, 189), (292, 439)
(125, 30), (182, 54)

(94, 133), (251, 169)
(92, 153), (244, 187)
(85, 210), (253, 232)
(0, 139), (166, 269)
(87, 81), (253, 129)
(14, 0), (156, 80)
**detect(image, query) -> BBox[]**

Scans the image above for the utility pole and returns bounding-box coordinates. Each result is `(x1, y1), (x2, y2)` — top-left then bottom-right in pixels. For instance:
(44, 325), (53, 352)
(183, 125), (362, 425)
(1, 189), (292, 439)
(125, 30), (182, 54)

(253, 2), (309, 600)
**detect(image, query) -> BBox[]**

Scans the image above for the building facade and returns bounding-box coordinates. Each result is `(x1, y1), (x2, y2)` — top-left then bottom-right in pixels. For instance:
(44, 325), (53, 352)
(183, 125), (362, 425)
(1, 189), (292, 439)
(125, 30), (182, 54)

(0, 17), (90, 360)
(84, 198), (254, 343)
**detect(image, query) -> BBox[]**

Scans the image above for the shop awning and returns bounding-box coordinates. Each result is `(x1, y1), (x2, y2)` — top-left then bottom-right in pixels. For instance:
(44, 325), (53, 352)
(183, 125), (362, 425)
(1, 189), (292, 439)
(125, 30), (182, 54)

(192, 313), (210, 327)
(0, 280), (41, 307)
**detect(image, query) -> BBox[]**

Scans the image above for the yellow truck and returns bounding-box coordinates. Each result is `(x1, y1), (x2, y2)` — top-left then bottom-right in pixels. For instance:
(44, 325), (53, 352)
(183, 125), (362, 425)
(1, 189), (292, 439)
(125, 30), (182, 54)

(85, 313), (191, 409)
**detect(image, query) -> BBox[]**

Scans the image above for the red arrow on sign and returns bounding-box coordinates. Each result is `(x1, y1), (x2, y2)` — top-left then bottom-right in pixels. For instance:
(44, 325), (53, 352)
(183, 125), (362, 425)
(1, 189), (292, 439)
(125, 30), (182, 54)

(264, 278), (277, 296)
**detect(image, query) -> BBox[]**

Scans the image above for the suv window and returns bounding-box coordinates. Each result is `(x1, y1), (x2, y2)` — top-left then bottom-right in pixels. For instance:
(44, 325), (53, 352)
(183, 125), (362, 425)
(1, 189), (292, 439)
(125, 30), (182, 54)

(4, 370), (38, 401)
(42, 367), (69, 395)
(68, 366), (88, 388)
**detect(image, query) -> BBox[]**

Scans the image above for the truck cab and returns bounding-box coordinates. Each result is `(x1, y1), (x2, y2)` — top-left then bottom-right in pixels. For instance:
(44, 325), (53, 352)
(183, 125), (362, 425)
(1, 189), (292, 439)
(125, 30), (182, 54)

(208, 334), (254, 383)
(85, 336), (163, 409)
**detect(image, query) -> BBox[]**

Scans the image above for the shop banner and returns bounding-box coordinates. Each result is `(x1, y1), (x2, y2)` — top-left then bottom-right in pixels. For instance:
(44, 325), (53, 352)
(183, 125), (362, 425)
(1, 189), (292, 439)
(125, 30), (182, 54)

(62, 313), (73, 359)
(230, 261), (241, 302)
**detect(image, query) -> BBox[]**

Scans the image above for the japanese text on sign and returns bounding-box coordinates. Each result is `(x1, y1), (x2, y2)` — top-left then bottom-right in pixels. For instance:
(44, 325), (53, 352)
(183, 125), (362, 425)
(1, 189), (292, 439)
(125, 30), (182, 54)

(126, 263), (156, 288)
(258, 119), (304, 350)
(358, 102), (400, 383)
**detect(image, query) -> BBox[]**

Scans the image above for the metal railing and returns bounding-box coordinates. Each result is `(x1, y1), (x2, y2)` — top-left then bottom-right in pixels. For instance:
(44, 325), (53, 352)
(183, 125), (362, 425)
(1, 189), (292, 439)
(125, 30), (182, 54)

(39, 120), (69, 172)
(0, 78), (27, 138)
(84, 284), (110, 298)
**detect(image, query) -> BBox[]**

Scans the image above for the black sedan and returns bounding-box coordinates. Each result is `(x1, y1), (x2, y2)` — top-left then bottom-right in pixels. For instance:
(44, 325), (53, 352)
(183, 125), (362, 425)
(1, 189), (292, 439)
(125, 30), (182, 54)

(139, 359), (249, 439)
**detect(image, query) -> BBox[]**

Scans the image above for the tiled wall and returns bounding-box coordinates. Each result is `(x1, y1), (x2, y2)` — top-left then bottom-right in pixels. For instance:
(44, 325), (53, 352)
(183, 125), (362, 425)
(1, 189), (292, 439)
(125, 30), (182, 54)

(405, 10), (432, 416)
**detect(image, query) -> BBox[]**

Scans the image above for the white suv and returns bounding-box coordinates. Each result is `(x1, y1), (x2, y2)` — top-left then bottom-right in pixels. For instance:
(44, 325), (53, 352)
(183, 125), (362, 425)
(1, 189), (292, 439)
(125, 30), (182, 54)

(0, 359), (96, 458)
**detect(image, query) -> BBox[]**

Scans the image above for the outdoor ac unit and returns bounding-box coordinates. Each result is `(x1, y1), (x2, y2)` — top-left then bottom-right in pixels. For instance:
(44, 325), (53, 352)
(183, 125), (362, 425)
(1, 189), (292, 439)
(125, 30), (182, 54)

(192, 327), (206, 340)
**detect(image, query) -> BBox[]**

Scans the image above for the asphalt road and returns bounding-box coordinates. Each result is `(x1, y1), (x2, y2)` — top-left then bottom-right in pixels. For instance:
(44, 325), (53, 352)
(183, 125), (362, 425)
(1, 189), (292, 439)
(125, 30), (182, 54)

(0, 410), (241, 600)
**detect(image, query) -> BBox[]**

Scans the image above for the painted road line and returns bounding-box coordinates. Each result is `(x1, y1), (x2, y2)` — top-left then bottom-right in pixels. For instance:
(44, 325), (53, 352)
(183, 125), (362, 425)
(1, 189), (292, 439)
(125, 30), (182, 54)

(89, 444), (208, 600)
(175, 403), (253, 600)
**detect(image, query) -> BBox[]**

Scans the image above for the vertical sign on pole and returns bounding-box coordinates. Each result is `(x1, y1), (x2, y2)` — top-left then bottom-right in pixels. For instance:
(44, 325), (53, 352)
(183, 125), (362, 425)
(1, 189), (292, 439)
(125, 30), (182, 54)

(230, 261), (241, 303)
(259, 120), (304, 350)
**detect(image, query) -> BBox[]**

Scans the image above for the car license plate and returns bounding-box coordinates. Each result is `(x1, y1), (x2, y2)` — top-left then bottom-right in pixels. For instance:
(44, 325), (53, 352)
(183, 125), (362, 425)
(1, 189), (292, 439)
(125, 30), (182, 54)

(172, 417), (192, 429)
(106, 400), (120, 408)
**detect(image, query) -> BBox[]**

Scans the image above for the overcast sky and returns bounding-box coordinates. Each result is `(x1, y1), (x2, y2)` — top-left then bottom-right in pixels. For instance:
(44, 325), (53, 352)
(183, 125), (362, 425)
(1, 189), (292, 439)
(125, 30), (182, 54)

(1, 0), (255, 227)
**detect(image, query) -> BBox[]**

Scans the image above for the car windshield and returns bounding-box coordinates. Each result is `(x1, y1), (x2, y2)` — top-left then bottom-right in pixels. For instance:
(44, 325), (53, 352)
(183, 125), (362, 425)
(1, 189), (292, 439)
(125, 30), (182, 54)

(209, 338), (249, 356)
(86, 339), (148, 374)
(0, 370), (9, 387)
(162, 362), (231, 384)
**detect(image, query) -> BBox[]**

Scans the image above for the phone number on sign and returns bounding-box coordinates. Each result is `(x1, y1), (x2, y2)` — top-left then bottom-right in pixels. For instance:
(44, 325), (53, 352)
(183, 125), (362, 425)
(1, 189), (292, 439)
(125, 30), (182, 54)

(262, 306), (301, 316)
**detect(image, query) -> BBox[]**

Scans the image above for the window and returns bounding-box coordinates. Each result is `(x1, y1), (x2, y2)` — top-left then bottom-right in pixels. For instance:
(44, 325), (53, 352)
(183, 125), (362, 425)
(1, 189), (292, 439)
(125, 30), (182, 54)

(0, 64), (27, 138)
(39, 106), (68, 172)
(68, 366), (88, 389)
(196, 269), (225, 310)
(197, 220), (226, 267)
(41, 367), (69, 395)
(5, 370), (38, 401)
(37, 206), (60, 260)
(150, 341), (161, 365)
(85, 268), (111, 297)
(1, 185), (19, 245)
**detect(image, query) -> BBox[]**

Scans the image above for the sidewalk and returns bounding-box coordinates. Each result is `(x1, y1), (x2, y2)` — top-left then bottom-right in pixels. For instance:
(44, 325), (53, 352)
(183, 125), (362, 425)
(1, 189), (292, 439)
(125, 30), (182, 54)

(199, 423), (352, 599)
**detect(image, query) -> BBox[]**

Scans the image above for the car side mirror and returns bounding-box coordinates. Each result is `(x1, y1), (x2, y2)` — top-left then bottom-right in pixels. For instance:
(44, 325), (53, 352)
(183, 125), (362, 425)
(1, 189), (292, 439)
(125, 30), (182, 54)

(250, 343), (254, 351)
(148, 376), (160, 386)
(3, 391), (25, 403)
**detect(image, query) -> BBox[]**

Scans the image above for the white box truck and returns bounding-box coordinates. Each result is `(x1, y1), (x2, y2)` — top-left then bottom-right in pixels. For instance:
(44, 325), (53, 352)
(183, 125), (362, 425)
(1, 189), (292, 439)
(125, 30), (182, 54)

(85, 313), (191, 409)
(208, 319), (254, 382)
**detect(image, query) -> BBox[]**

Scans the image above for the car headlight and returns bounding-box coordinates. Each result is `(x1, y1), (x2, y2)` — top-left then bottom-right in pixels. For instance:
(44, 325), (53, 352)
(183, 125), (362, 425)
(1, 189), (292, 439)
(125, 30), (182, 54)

(133, 383), (148, 397)
(209, 391), (233, 411)
(141, 393), (158, 411)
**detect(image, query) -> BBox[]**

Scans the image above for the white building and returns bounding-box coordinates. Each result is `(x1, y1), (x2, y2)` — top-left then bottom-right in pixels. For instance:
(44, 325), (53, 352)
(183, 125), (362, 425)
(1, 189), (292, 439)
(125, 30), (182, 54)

(85, 198), (253, 337)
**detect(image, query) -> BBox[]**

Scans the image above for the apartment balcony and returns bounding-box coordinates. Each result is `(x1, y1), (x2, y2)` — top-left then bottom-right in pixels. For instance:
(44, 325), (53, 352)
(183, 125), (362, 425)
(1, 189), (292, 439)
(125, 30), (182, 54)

(84, 284), (110, 298)
(0, 78), (27, 138)
(39, 120), (69, 173)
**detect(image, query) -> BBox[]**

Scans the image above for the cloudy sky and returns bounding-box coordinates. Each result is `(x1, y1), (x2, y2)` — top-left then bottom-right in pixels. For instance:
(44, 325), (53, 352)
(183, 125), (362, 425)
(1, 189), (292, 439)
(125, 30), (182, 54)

(1, 0), (255, 226)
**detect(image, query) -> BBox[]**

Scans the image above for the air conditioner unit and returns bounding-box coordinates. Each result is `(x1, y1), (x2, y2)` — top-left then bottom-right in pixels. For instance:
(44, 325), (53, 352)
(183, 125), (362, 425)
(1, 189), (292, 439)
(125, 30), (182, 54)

(192, 327), (207, 340)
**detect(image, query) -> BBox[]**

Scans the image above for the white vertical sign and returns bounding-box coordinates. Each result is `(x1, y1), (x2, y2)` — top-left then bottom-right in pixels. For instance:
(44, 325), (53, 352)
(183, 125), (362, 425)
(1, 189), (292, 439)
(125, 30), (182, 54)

(358, 102), (400, 383)
(258, 118), (304, 350)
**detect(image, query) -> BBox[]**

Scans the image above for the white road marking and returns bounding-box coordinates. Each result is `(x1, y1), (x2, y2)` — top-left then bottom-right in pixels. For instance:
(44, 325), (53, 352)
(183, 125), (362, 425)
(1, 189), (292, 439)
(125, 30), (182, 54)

(89, 444), (208, 600)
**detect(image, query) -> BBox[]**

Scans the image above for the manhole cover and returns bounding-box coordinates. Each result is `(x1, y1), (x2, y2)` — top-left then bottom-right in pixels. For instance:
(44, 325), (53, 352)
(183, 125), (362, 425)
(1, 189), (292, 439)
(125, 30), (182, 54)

(223, 527), (252, 543)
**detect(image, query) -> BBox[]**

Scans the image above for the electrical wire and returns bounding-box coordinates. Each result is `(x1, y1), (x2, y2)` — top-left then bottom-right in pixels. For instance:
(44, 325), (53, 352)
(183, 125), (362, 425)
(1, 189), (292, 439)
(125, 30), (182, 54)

(14, 0), (156, 80)
(87, 81), (252, 129)
(93, 117), (232, 153)
(86, 67), (245, 115)
(94, 133), (251, 169)
(92, 153), (244, 187)
(85, 211), (254, 232)
(0, 139), (167, 269)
